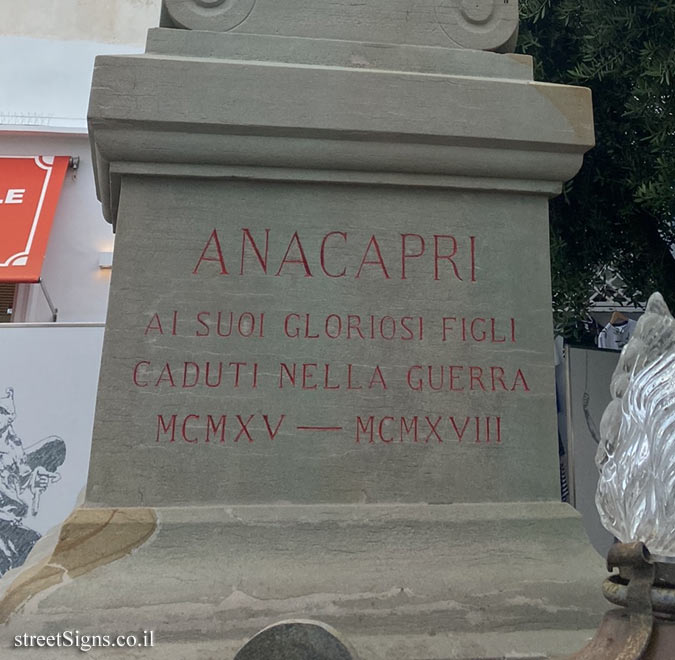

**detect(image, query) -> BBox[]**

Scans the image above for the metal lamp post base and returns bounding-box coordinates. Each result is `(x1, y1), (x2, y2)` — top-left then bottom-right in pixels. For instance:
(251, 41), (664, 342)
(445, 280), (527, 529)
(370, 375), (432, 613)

(569, 542), (675, 660)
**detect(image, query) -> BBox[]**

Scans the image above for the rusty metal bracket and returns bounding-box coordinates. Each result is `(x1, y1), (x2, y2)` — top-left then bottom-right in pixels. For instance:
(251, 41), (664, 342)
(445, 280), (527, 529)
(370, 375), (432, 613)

(567, 542), (655, 660)
(608, 543), (657, 616)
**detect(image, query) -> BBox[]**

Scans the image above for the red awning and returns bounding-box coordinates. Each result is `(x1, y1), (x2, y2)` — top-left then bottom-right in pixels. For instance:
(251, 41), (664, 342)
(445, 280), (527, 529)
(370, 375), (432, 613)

(0, 156), (69, 283)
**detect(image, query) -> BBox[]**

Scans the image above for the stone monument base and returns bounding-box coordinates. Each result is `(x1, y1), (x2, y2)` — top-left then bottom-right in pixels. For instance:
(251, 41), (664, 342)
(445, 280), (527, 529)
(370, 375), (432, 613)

(2, 502), (605, 659)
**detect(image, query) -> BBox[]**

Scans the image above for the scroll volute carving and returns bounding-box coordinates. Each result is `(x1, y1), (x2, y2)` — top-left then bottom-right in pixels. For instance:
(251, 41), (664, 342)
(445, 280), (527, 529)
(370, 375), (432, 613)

(435, 1), (519, 52)
(161, 0), (257, 32)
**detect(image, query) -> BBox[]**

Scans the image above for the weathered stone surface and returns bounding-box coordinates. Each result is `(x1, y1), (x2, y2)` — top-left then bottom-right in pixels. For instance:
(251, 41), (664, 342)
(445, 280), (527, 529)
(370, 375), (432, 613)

(89, 178), (560, 507)
(3, 503), (606, 659)
(147, 28), (534, 79)
(0, 508), (156, 624)
(160, 0), (520, 53)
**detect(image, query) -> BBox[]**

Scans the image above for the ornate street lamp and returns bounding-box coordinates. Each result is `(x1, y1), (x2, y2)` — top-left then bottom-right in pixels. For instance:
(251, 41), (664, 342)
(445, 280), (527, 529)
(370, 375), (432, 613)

(570, 292), (675, 659)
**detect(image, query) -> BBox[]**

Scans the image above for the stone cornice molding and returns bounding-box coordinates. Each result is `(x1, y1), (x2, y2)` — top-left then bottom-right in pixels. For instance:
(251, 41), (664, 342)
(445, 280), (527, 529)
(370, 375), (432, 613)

(89, 35), (593, 227)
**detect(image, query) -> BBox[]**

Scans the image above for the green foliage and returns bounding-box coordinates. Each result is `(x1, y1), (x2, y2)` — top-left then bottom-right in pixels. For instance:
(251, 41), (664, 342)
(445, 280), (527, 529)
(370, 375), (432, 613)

(518, 0), (675, 334)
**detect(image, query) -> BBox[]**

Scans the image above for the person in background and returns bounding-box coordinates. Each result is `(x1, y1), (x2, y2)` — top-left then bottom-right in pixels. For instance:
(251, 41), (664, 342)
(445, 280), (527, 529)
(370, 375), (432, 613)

(598, 311), (638, 350)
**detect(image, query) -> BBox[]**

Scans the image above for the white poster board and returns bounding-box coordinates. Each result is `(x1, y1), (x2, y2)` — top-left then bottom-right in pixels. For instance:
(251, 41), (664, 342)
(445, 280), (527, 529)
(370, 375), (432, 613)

(566, 345), (618, 556)
(0, 323), (103, 581)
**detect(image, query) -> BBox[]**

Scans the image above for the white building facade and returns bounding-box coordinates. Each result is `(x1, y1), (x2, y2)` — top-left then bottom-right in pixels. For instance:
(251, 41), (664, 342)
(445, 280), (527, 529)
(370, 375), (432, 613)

(1, 0), (163, 322)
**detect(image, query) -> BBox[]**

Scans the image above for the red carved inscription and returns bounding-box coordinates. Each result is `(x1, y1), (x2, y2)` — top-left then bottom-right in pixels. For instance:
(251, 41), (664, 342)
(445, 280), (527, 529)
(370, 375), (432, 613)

(192, 228), (477, 281)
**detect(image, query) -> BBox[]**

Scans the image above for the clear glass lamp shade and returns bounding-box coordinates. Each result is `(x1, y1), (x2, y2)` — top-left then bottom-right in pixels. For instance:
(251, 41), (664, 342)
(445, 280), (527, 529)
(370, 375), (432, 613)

(596, 293), (675, 559)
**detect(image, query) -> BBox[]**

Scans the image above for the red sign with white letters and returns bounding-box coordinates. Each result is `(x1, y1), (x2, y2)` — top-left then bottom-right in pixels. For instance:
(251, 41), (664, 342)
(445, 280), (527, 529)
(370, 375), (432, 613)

(0, 156), (69, 283)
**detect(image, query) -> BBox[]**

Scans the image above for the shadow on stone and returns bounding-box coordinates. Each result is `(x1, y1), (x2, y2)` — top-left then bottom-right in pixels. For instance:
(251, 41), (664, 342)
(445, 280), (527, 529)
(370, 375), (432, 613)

(234, 620), (357, 660)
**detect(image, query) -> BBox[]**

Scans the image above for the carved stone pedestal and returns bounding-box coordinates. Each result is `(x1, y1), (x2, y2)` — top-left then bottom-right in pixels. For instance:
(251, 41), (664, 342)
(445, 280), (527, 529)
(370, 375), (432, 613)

(2, 3), (603, 657)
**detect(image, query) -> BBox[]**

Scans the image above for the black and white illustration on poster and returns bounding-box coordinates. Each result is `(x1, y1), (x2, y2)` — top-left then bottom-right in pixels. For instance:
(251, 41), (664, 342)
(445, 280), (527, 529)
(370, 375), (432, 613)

(0, 387), (66, 575)
(0, 325), (103, 581)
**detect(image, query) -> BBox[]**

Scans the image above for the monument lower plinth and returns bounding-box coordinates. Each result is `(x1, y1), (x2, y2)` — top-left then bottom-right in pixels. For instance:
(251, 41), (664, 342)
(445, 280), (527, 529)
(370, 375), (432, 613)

(2, 8), (605, 658)
(2, 503), (604, 659)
